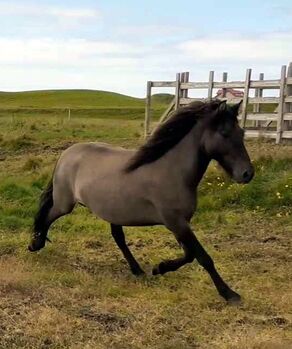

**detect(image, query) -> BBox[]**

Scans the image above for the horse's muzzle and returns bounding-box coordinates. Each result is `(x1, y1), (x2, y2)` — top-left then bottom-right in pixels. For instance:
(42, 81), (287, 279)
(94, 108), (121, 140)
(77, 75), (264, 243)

(233, 165), (254, 184)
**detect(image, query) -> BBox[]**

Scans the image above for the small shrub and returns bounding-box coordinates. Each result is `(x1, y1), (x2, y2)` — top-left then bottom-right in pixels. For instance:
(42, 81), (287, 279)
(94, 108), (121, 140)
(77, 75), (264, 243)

(0, 183), (32, 201)
(23, 157), (43, 171)
(0, 215), (24, 231)
(30, 123), (38, 131)
(2, 134), (36, 151)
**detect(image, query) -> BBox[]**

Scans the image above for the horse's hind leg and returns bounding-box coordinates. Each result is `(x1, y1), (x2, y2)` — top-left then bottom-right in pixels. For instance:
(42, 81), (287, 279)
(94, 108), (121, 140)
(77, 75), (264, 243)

(28, 180), (75, 252)
(111, 224), (145, 276)
(47, 201), (75, 230)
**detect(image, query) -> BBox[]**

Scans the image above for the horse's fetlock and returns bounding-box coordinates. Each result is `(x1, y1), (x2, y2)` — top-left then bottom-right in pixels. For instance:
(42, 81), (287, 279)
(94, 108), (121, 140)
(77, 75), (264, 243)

(200, 256), (214, 271)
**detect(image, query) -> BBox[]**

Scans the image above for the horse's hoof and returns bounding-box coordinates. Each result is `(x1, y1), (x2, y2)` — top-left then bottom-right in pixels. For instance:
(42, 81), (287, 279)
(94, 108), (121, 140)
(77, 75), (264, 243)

(152, 265), (160, 275)
(226, 291), (242, 305)
(28, 239), (46, 252)
(152, 261), (167, 275)
(131, 267), (145, 276)
(28, 244), (35, 252)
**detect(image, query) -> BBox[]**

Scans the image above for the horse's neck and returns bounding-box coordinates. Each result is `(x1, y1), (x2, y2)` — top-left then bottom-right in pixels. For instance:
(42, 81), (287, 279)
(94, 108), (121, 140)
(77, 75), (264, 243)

(162, 124), (210, 188)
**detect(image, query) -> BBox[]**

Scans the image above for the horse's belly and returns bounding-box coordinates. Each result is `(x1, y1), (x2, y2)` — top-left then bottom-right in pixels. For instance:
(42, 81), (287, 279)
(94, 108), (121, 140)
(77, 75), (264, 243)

(76, 175), (161, 226)
(88, 196), (160, 226)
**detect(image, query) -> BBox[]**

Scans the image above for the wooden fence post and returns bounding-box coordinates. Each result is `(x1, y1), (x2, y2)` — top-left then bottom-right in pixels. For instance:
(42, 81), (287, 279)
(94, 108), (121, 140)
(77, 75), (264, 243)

(208, 71), (214, 101)
(181, 72), (189, 98)
(241, 69), (252, 128)
(175, 73), (181, 110)
(144, 81), (152, 138)
(180, 72), (185, 98)
(284, 62), (292, 131)
(276, 65), (287, 144)
(222, 72), (228, 98)
(185, 72), (189, 98)
(254, 73), (264, 127)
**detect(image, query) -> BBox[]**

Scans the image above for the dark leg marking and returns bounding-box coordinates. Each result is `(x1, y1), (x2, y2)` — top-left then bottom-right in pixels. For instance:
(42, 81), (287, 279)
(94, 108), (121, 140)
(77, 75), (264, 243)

(28, 225), (50, 252)
(28, 205), (74, 252)
(111, 224), (145, 276)
(153, 220), (241, 302)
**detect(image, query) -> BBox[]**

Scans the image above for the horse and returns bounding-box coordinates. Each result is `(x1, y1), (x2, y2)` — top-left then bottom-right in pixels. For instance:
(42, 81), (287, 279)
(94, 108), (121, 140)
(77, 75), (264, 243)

(28, 99), (254, 302)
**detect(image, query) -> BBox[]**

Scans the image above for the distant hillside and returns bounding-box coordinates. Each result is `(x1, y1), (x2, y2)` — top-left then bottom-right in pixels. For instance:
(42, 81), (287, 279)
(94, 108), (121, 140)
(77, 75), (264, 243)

(0, 90), (145, 109)
(0, 90), (173, 120)
(0, 90), (173, 109)
(152, 93), (174, 105)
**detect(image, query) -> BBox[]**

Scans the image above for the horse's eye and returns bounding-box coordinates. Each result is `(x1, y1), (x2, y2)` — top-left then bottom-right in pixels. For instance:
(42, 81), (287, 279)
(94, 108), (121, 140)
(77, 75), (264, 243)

(220, 128), (230, 138)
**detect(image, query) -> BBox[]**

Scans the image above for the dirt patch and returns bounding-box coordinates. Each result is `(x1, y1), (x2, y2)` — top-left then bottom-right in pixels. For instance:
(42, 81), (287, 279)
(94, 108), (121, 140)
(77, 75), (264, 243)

(78, 307), (132, 332)
(85, 240), (103, 249)
(262, 236), (278, 243)
(0, 245), (17, 257)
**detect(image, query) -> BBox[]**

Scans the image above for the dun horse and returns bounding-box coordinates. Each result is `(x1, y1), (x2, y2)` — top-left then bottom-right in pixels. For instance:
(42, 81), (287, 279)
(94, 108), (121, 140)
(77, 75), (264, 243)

(28, 100), (254, 302)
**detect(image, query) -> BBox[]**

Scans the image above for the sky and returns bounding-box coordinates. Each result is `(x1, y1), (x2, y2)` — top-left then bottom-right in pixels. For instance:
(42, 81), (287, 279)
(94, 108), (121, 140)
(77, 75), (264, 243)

(1, 0), (292, 97)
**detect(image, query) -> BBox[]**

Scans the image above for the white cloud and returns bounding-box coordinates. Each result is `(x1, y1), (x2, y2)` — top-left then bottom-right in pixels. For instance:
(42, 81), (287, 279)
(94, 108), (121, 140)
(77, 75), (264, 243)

(0, 38), (139, 66)
(178, 32), (292, 64)
(0, 32), (291, 97)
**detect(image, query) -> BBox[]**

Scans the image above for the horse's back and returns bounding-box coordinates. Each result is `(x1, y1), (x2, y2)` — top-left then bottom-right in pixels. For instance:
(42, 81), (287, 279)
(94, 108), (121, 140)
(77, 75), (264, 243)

(60, 142), (132, 158)
(57, 142), (133, 171)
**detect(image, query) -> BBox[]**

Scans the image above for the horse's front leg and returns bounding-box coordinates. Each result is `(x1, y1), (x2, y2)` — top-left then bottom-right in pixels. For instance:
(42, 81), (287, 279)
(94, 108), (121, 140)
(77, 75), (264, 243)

(153, 214), (241, 302)
(111, 224), (145, 276)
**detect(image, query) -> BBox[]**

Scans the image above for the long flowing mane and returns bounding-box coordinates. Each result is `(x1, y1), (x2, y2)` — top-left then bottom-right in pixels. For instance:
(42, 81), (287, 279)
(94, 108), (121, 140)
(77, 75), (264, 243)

(125, 100), (219, 172)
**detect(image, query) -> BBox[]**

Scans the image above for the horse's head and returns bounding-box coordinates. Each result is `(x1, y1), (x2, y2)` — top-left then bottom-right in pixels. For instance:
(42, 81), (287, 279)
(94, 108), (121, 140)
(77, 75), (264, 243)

(201, 100), (254, 184)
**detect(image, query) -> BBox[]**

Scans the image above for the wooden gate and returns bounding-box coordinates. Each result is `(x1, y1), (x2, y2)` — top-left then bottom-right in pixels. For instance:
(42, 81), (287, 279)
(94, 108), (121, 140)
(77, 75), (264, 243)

(144, 63), (292, 144)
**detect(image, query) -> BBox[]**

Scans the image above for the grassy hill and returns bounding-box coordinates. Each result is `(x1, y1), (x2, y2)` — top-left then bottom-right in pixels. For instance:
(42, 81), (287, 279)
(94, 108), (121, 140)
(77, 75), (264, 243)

(0, 90), (145, 109)
(0, 90), (174, 109)
(0, 90), (173, 120)
(152, 93), (174, 105)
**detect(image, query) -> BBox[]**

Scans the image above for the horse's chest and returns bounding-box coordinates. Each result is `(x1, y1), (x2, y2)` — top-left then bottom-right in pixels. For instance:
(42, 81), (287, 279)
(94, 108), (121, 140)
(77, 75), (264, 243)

(180, 193), (197, 220)
(159, 188), (197, 221)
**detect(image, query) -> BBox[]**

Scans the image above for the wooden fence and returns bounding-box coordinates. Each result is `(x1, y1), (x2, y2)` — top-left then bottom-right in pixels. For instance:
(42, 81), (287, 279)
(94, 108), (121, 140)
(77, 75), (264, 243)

(144, 62), (292, 143)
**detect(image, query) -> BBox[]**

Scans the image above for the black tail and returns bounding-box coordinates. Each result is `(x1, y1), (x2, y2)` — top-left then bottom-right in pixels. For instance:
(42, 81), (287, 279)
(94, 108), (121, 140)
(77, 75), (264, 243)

(28, 179), (54, 251)
(34, 179), (54, 234)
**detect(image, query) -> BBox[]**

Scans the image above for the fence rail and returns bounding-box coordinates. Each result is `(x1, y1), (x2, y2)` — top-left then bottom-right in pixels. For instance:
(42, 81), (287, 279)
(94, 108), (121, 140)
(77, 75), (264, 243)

(145, 62), (292, 143)
(152, 80), (283, 89)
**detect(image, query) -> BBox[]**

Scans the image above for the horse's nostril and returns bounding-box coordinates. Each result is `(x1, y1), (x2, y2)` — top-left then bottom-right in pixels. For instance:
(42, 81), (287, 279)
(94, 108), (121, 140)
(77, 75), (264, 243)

(242, 168), (254, 182)
(243, 170), (249, 179)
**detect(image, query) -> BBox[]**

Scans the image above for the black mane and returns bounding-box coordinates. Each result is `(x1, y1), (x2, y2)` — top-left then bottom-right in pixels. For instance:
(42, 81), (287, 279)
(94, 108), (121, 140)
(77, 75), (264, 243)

(125, 100), (220, 172)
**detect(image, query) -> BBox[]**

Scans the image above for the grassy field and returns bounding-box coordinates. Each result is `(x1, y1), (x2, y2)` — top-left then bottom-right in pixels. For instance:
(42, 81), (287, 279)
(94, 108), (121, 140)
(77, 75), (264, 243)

(0, 95), (291, 349)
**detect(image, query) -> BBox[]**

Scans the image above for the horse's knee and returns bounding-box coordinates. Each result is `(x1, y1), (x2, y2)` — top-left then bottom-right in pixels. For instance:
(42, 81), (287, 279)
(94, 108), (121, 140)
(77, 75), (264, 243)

(185, 251), (195, 263)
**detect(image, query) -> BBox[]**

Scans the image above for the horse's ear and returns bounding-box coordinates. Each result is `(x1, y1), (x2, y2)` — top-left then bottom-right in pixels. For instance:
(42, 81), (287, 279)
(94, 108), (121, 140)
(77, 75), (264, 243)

(231, 100), (243, 115)
(218, 100), (227, 112)
(211, 99), (226, 112)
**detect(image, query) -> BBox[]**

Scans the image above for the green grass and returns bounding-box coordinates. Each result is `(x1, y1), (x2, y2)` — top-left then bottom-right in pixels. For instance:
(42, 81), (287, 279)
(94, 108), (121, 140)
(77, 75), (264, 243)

(0, 107), (291, 349)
